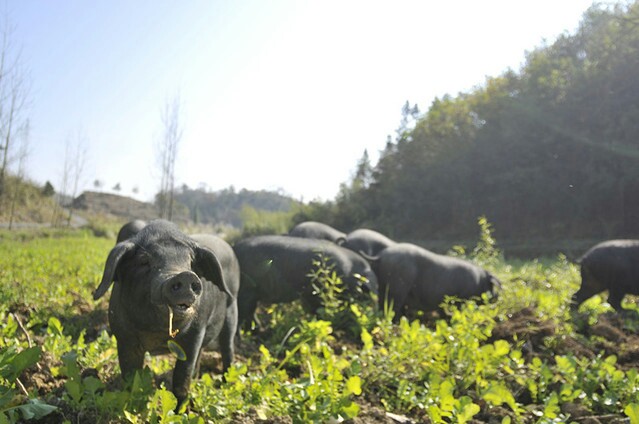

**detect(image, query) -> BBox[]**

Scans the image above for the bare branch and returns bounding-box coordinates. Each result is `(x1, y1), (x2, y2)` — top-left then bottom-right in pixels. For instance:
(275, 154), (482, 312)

(62, 131), (89, 227)
(156, 94), (182, 220)
(0, 10), (31, 199)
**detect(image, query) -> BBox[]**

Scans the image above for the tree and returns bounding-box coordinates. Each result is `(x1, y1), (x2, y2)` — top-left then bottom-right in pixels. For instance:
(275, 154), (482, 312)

(66, 132), (87, 227)
(396, 100), (420, 142)
(42, 181), (54, 197)
(0, 13), (31, 199)
(332, 150), (374, 229)
(7, 120), (29, 229)
(156, 94), (182, 220)
(53, 132), (88, 227)
(352, 149), (373, 191)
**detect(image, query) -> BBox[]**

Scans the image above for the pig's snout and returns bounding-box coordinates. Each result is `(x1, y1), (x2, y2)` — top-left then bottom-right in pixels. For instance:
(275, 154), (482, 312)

(163, 271), (203, 309)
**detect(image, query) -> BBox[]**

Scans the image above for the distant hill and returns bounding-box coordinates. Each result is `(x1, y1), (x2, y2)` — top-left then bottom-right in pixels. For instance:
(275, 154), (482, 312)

(0, 173), (303, 230)
(71, 187), (302, 229)
(173, 186), (301, 227)
(72, 191), (160, 221)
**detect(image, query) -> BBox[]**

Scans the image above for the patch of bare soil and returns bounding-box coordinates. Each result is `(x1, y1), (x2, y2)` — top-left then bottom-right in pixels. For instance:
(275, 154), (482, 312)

(488, 307), (639, 423)
(490, 307), (560, 357)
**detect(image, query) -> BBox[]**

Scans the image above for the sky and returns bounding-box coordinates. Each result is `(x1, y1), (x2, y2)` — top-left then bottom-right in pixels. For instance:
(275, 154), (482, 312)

(7, 0), (600, 203)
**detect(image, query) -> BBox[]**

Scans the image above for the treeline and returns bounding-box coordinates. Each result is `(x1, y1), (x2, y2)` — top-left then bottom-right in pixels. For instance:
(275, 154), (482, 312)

(173, 185), (301, 228)
(300, 2), (639, 246)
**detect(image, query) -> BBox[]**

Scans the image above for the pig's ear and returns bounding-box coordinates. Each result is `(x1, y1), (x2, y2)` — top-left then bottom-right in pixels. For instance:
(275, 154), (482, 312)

(93, 241), (135, 300)
(194, 246), (234, 302)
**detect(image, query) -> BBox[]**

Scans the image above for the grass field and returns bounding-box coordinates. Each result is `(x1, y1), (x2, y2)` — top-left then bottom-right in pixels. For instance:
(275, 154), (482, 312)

(1, 228), (638, 423)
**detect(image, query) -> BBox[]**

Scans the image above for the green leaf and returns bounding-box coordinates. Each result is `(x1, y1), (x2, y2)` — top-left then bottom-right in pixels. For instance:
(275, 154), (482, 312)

(259, 344), (272, 364)
(361, 328), (373, 351)
(13, 347), (41, 374)
(13, 399), (57, 420)
(155, 388), (178, 419)
(0, 347), (41, 381)
(543, 392), (559, 419)
(458, 402), (480, 423)
(65, 379), (82, 403)
(342, 401), (360, 419)
(346, 376), (362, 396)
(482, 383), (518, 412)
(130, 371), (143, 394)
(61, 351), (80, 380)
(1, 399), (57, 422)
(440, 379), (456, 412)
(83, 376), (105, 396)
(625, 403), (639, 424)
(493, 340), (510, 356)
(47, 317), (64, 336)
(554, 355), (575, 374)
(124, 410), (138, 423)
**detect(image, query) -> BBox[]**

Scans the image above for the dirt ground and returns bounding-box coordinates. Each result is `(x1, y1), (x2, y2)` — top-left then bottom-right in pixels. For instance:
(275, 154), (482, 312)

(21, 305), (639, 423)
(485, 308), (638, 424)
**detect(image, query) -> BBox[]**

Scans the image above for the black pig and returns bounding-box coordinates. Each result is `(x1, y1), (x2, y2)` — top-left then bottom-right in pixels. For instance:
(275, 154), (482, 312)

(364, 243), (500, 319)
(116, 219), (146, 243)
(342, 228), (396, 257)
(572, 239), (639, 311)
(288, 221), (347, 244)
(233, 235), (378, 332)
(93, 220), (239, 407)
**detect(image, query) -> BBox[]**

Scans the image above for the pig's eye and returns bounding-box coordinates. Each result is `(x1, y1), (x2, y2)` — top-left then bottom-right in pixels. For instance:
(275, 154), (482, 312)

(137, 255), (151, 267)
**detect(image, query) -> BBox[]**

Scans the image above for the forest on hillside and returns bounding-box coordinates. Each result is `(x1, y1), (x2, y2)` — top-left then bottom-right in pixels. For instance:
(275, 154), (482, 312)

(172, 185), (300, 228)
(301, 2), (639, 247)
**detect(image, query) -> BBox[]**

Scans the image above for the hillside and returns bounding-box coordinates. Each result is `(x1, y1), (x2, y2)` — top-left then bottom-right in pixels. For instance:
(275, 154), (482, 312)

(72, 191), (160, 221)
(31, 186), (300, 233)
(0, 176), (58, 224)
(173, 185), (301, 227)
(1, 176), (303, 233)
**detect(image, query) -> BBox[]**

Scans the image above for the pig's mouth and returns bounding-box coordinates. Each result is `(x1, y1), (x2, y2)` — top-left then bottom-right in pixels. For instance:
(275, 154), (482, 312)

(165, 303), (196, 338)
(168, 302), (195, 317)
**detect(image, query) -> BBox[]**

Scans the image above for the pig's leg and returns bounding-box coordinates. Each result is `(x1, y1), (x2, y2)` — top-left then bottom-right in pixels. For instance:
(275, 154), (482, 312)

(172, 330), (205, 408)
(116, 335), (145, 379)
(219, 303), (237, 373)
(608, 287), (624, 311)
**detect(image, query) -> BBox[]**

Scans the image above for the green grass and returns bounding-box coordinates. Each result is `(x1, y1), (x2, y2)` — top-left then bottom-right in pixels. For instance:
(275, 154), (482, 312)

(1, 226), (638, 423)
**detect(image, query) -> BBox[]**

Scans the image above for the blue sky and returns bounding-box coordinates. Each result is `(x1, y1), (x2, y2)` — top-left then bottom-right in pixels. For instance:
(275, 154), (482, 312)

(10, 0), (598, 202)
